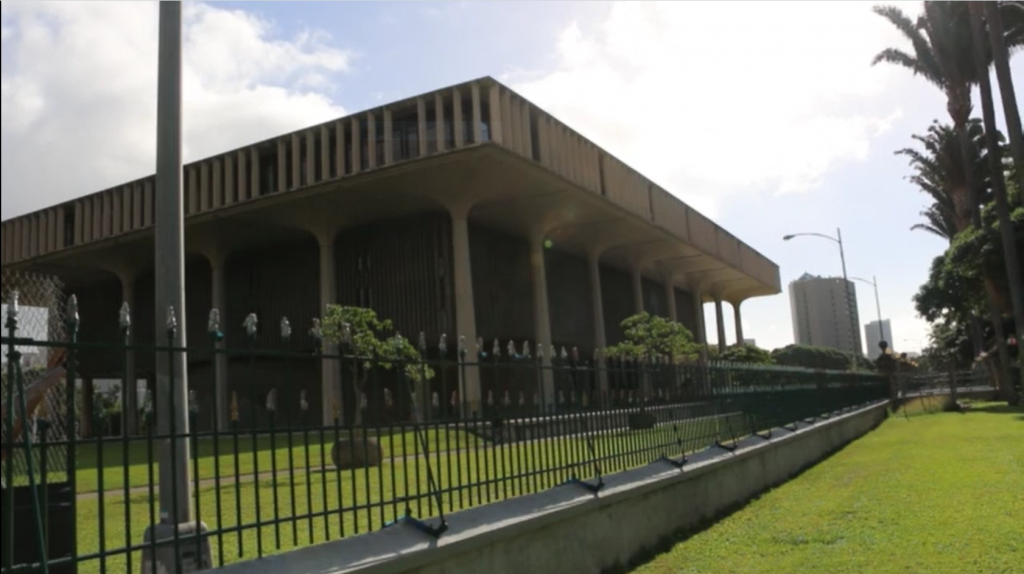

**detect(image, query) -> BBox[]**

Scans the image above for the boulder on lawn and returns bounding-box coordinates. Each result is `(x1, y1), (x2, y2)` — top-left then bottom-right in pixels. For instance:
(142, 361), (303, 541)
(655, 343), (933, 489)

(332, 437), (383, 470)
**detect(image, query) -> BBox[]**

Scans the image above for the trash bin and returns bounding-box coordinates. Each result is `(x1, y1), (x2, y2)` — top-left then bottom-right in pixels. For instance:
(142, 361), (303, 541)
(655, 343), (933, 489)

(3, 482), (77, 574)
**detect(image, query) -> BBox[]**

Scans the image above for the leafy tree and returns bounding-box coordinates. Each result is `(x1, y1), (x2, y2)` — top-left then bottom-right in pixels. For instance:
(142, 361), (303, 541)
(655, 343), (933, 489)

(717, 344), (774, 365)
(321, 306), (434, 427)
(604, 312), (701, 363)
(771, 345), (863, 371)
(919, 320), (976, 372)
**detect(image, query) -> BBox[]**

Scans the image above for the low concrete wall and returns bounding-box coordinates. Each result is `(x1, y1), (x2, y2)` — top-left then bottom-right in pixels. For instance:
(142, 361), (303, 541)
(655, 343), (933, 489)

(213, 401), (889, 574)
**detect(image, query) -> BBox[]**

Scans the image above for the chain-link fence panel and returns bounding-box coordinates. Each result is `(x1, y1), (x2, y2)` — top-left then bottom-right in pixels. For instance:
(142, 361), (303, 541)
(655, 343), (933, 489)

(1, 268), (71, 486)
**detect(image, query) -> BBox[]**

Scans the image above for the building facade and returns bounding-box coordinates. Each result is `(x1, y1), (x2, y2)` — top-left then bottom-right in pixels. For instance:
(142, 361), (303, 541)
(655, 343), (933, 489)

(0, 77), (781, 429)
(789, 273), (861, 355)
(864, 319), (893, 360)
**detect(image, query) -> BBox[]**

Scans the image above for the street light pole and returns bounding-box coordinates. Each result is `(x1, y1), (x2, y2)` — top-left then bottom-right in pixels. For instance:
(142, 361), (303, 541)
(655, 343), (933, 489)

(851, 275), (885, 349)
(783, 228), (860, 371)
(143, 2), (211, 570)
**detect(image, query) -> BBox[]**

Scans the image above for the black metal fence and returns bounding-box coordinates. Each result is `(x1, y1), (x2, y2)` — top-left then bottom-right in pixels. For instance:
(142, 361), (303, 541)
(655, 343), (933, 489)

(2, 303), (889, 574)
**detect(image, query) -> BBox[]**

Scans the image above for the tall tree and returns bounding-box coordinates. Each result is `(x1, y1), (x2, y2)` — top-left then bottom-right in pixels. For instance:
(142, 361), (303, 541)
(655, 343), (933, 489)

(897, 119), (991, 239)
(873, 1), (1023, 397)
(970, 2), (1024, 403)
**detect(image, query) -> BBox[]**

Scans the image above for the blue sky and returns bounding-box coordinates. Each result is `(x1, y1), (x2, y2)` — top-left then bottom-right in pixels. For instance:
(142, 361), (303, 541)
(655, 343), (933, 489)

(2, 1), (1021, 354)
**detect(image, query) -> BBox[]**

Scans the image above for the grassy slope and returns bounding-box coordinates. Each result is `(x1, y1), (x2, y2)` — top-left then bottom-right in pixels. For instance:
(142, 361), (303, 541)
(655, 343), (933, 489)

(631, 403), (1024, 574)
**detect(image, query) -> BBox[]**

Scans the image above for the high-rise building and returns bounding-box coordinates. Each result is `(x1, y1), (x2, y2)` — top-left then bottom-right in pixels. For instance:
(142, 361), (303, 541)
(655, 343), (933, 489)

(789, 273), (861, 355)
(864, 319), (893, 360)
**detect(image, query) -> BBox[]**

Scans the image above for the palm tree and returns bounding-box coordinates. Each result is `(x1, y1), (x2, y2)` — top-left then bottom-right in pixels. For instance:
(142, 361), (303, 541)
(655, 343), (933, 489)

(873, 1), (1024, 221)
(971, 2), (1024, 404)
(897, 119), (992, 239)
(873, 1), (1023, 398)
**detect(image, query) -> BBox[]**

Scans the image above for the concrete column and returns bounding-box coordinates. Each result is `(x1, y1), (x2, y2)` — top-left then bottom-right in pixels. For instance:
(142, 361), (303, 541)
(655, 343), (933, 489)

(119, 273), (138, 436)
(318, 234), (340, 426)
(291, 133), (301, 188)
(692, 288), (707, 346)
(450, 205), (482, 414)
(224, 156), (235, 206)
(383, 108), (393, 165)
(529, 230), (555, 409)
(248, 149), (259, 200)
(588, 250), (609, 396)
(367, 112), (377, 169)
(471, 82), (482, 143)
(631, 266), (644, 314)
(350, 117), (362, 174)
(664, 277), (678, 322)
(210, 254), (230, 431)
(305, 131), (316, 183)
(212, 159), (223, 208)
(734, 301), (745, 346)
(277, 139), (287, 193)
(452, 87), (465, 148)
(335, 121), (347, 177)
(236, 151), (246, 200)
(435, 93), (447, 152)
(715, 298), (727, 352)
(320, 126), (331, 181)
(417, 98), (428, 157)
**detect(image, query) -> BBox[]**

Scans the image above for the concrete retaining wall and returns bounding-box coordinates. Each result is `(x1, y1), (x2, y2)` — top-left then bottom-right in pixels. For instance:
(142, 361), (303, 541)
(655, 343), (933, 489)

(212, 401), (890, 574)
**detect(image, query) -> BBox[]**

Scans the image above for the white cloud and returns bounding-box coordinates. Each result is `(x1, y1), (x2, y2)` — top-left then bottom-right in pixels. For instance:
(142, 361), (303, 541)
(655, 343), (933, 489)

(510, 1), (916, 216)
(1, 1), (350, 220)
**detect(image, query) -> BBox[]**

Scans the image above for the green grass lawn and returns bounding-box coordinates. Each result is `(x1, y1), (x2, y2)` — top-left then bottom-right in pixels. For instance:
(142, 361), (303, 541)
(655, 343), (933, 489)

(630, 402), (1024, 574)
(61, 414), (739, 573)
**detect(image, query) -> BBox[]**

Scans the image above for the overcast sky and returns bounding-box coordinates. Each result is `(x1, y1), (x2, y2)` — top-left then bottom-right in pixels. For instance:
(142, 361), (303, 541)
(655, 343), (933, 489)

(2, 1), (1021, 354)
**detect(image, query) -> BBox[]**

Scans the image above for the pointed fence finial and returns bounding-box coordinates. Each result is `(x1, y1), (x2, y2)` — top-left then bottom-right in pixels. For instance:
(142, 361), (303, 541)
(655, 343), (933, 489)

(507, 340), (516, 359)
(166, 306), (178, 335)
(458, 336), (467, 357)
(299, 390), (309, 413)
(208, 309), (221, 336)
(6, 290), (20, 325)
(280, 317), (292, 342)
(439, 333), (448, 355)
(419, 332), (427, 353)
(266, 388), (278, 413)
(476, 337), (484, 354)
(522, 341), (532, 359)
(341, 322), (352, 345)
(310, 318), (323, 343)
(67, 294), (80, 328)
(244, 312), (258, 340)
(493, 339), (501, 358)
(119, 302), (131, 330)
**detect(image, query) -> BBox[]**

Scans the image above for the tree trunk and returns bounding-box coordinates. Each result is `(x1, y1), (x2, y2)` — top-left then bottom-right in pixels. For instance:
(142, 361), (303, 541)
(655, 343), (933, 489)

(950, 81), (1018, 403)
(981, 1), (1024, 404)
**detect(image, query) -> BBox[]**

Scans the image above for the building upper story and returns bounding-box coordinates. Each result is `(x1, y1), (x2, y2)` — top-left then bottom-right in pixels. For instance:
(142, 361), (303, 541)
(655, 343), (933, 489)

(0, 76), (780, 305)
(864, 319), (893, 360)
(789, 273), (861, 354)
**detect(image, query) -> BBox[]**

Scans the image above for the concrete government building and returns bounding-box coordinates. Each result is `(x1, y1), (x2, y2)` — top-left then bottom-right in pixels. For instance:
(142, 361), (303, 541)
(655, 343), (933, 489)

(0, 77), (781, 429)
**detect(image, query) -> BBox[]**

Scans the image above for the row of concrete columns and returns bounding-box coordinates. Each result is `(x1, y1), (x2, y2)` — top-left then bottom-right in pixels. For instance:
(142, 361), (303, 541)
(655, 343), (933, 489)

(114, 211), (748, 428)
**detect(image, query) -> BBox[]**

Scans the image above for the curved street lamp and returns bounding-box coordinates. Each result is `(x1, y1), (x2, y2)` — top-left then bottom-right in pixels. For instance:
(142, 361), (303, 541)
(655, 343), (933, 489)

(850, 275), (886, 352)
(783, 228), (860, 370)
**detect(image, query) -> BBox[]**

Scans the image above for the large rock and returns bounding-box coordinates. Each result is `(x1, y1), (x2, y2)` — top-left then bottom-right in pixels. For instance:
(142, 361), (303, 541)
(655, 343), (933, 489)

(331, 437), (383, 470)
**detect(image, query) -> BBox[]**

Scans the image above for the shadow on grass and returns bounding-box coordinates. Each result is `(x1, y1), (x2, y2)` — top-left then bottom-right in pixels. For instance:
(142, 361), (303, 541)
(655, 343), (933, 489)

(967, 403), (1024, 420)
